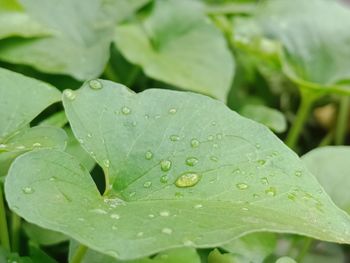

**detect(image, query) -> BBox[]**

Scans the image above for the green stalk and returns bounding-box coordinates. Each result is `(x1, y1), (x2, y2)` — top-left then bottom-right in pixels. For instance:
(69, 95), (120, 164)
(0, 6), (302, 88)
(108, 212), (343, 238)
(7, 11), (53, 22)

(296, 237), (313, 263)
(70, 244), (88, 263)
(319, 129), (334, 147)
(10, 213), (21, 252)
(335, 96), (350, 145)
(285, 88), (322, 150)
(0, 185), (10, 251)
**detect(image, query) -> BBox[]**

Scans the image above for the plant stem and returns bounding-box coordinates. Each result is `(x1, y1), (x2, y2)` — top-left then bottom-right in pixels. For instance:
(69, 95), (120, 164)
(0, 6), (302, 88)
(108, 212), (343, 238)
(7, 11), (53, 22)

(335, 96), (350, 145)
(0, 185), (10, 251)
(296, 237), (313, 263)
(70, 244), (88, 263)
(10, 213), (21, 252)
(285, 88), (322, 150)
(319, 129), (334, 147)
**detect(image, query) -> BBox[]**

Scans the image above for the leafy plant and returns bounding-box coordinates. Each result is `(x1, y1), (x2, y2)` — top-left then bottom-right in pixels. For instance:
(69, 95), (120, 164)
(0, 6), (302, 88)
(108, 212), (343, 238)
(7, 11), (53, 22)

(1, 0), (350, 262)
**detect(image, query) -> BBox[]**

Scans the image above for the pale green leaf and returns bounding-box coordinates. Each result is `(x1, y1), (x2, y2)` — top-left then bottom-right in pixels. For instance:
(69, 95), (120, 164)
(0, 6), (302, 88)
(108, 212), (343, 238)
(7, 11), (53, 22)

(276, 257), (296, 263)
(302, 146), (350, 214)
(208, 249), (235, 263)
(5, 80), (350, 260)
(115, 0), (234, 101)
(24, 223), (68, 246)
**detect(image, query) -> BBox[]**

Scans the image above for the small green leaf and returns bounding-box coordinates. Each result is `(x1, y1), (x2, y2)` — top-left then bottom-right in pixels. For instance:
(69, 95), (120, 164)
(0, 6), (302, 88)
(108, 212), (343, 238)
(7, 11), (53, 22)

(221, 232), (276, 263)
(115, 0), (234, 101)
(39, 111), (68, 128)
(24, 223), (68, 246)
(5, 80), (350, 260)
(0, 68), (61, 140)
(239, 104), (287, 133)
(302, 146), (350, 214)
(208, 249), (235, 263)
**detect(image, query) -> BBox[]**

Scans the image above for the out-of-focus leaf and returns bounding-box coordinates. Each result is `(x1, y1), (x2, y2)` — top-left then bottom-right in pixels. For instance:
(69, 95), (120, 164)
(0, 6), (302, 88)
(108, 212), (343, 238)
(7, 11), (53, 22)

(24, 222), (68, 246)
(275, 257), (296, 263)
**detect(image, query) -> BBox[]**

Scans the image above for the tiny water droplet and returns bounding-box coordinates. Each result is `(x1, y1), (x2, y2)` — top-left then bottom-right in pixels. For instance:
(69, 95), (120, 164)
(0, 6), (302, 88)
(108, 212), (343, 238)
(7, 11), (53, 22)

(236, 183), (248, 190)
(175, 192), (184, 198)
(160, 160), (172, 171)
(255, 143), (261, 149)
(190, 139), (200, 148)
(145, 151), (153, 160)
(265, 187), (277, 197)
(87, 133), (92, 138)
(295, 170), (302, 177)
(216, 133), (223, 140)
(137, 232), (144, 237)
(169, 108), (177, 114)
(160, 175), (168, 183)
(16, 145), (25, 150)
(49, 176), (56, 182)
(32, 142), (41, 147)
(160, 210), (170, 217)
(78, 138), (84, 144)
(170, 135), (180, 141)
(257, 159), (266, 166)
(241, 207), (249, 211)
(64, 89), (76, 100)
(208, 135), (214, 141)
(148, 214), (155, 218)
(175, 172), (200, 188)
(211, 121), (216, 126)
(213, 143), (218, 148)
(90, 208), (108, 215)
(22, 186), (34, 194)
(144, 114), (150, 119)
(232, 168), (241, 174)
(89, 79), (102, 90)
(143, 181), (152, 188)
(194, 204), (203, 209)
(186, 157), (198, 167)
(103, 159), (110, 168)
(121, 106), (131, 115)
(162, 228), (173, 234)
(110, 214), (120, 219)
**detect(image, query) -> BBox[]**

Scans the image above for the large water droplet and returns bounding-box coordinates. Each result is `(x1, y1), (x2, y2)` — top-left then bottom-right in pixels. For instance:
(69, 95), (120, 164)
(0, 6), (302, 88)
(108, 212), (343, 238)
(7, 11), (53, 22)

(170, 135), (180, 141)
(190, 139), (200, 148)
(162, 228), (173, 234)
(236, 183), (248, 190)
(121, 106), (131, 115)
(103, 159), (110, 168)
(175, 172), (200, 188)
(63, 89), (76, 100)
(186, 157), (198, 167)
(22, 186), (34, 194)
(89, 79), (102, 90)
(160, 160), (172, 171)
(143, 181), (152, 188)
(145, 151), (153, 160)
(265, 187), (277, 197)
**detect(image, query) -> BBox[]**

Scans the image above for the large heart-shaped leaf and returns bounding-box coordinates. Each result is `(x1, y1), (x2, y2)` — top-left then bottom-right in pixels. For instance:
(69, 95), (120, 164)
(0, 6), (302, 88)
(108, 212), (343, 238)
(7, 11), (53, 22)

(5, 80), (350, 260)
(237, 0), (350, 91)
(302, 146), (350, 214)
(0, 0), (141, 80)
(114, 0), (234, 101)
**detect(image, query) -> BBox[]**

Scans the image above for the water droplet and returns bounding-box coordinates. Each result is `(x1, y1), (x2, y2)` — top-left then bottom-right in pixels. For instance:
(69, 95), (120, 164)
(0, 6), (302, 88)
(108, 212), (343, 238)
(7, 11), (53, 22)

(160, 160), (172, 171)
(106, 250), (120, 258)
(49, 176), (56, 182)
(213, 143), (218, 148)
(110, 214), (120, 220)
(155, 115), (161, 119)
(87, 133), (92, 138)
(216, 133), (223, 140)
(89, 79), (102, 90)
(295, 170), (302, 177)
(90, 208), (108, 215)
(32, 142), (41, 147)
(211, 121), (216, 126)
(160, 175), (168, 183)
(143, 181), (152, 188)
(162, 228), (173, 234)
(137, 232), (144, 237)
(77, 217), (85, 222)
(132, 121), (137, 127)
(257, 159), (266, 166)
(183, 240), (194, 246)
(78, 138), (84, 144)
(265, 187), (277, 197)
(16, 145), (25, 150)
(121, 106), (131, 115)
(22, 186), (34, 194)
(194, 204), (202, 209)
(241, 207), (249, 211)
(232, 168), (241, 174)
(255, 143), (261, 149)
(186, 157), (198, 167)
(64, 89), (76, 100)
(160, 210), (170, 217)
(261, 177), (269, 185)
(103, 159), (110, 168)
(236, 183), (248, 190)
(288, 193), (296, 201)
(170, 135), (180, 141)
(175, 172), (200, 188)
(208, 135), (214, 141)
(148, 214), (155, 218)
(145, 151), (153, 160)
(169, 108), (177, 114)
(144, 114), (150, 119)
(190, 139), (200, 148)
(210, 156), (218, 162)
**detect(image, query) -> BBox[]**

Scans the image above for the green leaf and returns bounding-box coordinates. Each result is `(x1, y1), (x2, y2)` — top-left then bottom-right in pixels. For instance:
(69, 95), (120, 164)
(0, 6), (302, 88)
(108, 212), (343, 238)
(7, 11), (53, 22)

(244, 0), (350, 91)
(0, 0), (139, 80)
(0, 68), (61, 140)
(0, 126), (67, 176)
(5, 80), (350, 260)
(238, 104), (287, 133)
(207, 249), (235, 263)
(0, 246), (32, 263)
(221, 232), (276, 262)
(302, 146), (350, 214)
(69, 241), (200, 263)
(303, 242), (344, 263)
(114, 0), (234, 101)
(0, 0), (51, 39)
(276, 257), (296, 263)
(39, 111), (68, 128)
(24, 222), (68, 246)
